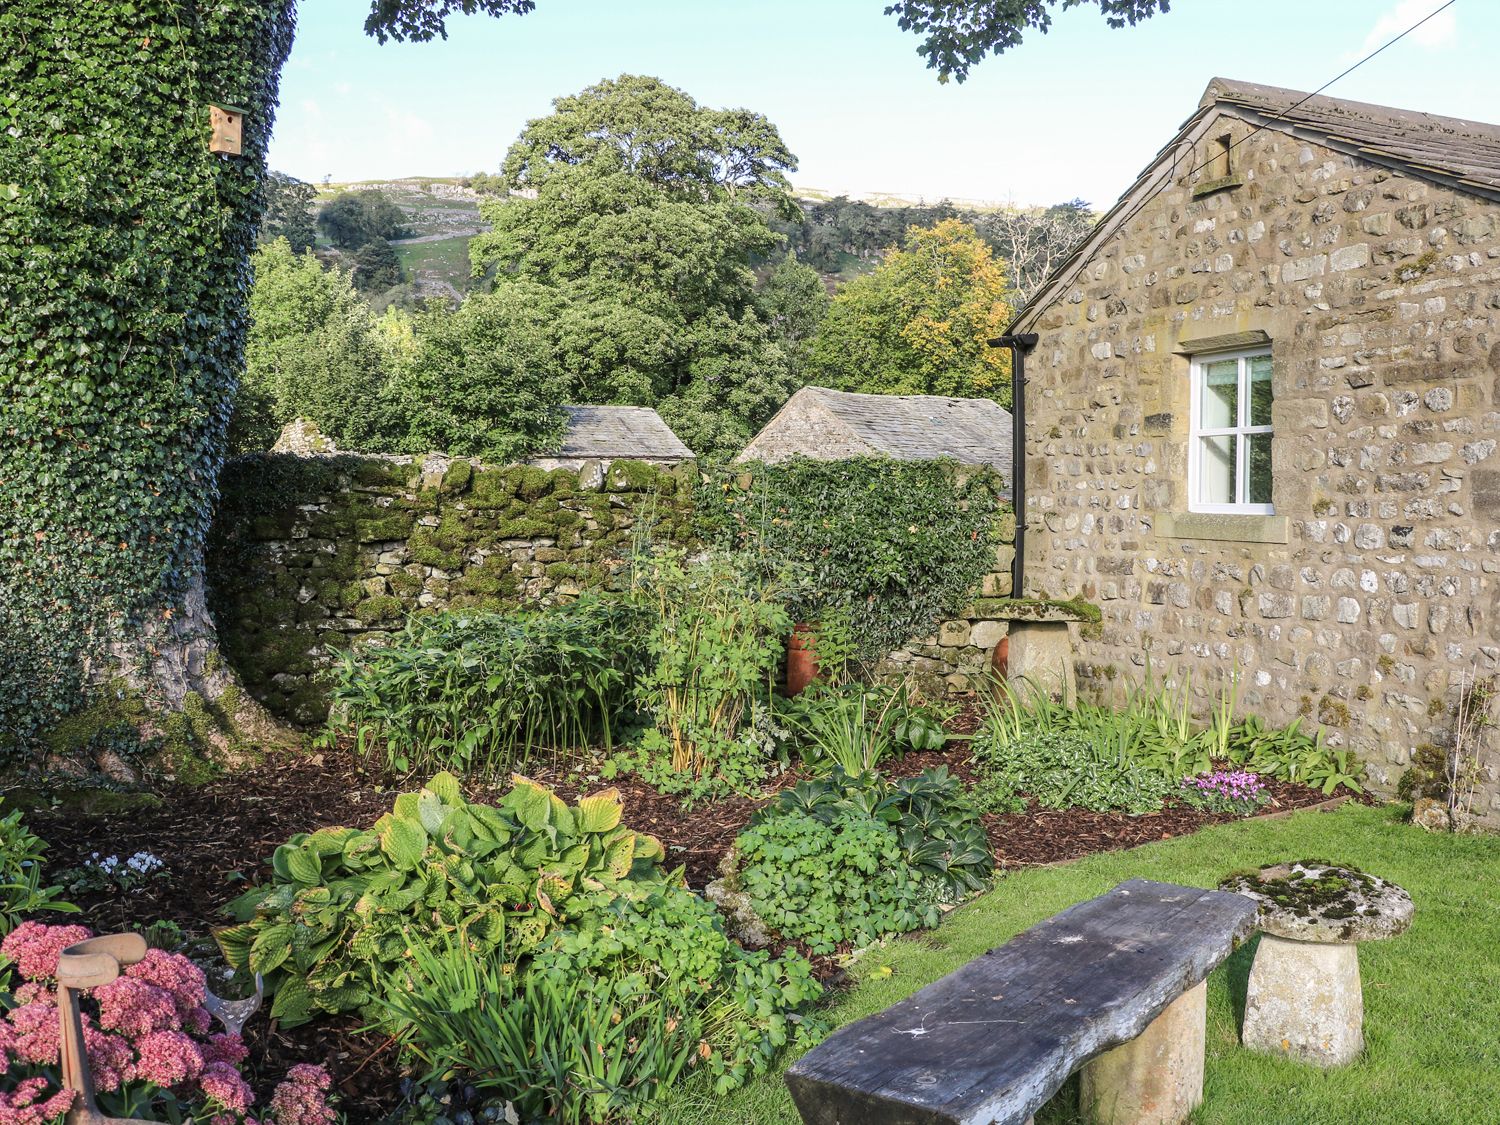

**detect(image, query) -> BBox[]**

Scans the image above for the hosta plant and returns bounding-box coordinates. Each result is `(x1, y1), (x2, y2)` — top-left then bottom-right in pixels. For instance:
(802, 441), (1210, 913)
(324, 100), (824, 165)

(217, 773), (670, 1027)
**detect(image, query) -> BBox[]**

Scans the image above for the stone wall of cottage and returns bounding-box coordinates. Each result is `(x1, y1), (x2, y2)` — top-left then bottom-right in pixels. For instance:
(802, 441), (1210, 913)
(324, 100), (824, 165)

(207, 452), (695, 725)
(1023, 120), (1500, 826)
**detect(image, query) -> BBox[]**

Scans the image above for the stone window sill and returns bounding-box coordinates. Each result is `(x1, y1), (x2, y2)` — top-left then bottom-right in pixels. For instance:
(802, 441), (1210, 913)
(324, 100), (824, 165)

(1192, 172), (1244, 198)
(1156, 511), (1288, 545)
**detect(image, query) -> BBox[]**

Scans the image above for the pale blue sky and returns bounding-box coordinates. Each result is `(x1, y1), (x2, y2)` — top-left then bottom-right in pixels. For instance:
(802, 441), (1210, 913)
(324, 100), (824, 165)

(270, 0), (1493, 211)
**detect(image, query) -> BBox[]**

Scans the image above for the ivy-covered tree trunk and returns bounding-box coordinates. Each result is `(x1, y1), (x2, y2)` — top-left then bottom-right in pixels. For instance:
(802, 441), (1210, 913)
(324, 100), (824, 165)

(0, 2), (298, 769)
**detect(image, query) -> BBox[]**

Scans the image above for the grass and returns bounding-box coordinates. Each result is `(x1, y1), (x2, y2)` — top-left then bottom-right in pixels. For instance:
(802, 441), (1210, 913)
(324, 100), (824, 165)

(659, 804), (1500, 1124)
(394, 234), (476, 289)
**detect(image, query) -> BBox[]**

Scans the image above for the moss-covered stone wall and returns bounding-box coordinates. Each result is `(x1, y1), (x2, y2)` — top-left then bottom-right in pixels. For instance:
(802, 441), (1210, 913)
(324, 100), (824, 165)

(207, 452), (695, 725)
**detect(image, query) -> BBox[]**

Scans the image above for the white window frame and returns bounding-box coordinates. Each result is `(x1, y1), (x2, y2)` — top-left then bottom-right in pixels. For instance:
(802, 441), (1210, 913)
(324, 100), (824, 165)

(1188, 346), (1273, 515)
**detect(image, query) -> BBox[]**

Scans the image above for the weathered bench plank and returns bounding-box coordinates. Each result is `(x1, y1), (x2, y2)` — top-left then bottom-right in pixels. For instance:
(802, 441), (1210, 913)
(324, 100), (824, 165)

(785, 878), (1257, 1125)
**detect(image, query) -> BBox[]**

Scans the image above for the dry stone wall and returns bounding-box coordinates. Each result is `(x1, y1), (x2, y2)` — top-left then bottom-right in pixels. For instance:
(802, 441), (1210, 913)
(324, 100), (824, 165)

(207, 452), (694, 724)
(1023, 121), (1500, 825)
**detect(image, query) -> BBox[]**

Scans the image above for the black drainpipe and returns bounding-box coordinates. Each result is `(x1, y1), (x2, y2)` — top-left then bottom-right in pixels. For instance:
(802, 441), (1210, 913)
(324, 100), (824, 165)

(988, 332), (1038, 599)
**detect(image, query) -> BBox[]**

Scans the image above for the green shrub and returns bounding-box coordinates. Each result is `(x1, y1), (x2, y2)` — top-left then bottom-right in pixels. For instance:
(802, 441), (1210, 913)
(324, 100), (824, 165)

(779, 681), (954, 775)
(610, 548), (790, 801)
(697, 457), (1009, 662)
(325, 595), (648, 776)
(734, 768), (992, 954)
(970, 728), (1178, 815)
(0, 800), (76, 938)
(216, 773), (670, 1026)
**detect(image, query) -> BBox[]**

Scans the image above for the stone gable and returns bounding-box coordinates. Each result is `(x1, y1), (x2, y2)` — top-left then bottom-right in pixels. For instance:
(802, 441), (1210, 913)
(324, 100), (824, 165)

(1016, 108), (1500, 825)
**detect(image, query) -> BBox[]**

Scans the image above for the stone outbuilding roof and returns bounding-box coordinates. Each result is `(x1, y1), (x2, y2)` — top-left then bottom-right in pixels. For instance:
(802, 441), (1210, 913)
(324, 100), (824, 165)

(554, 405), (693, 462)
(737, 386), (1013, 483)
(1011, 76), (1500, 331)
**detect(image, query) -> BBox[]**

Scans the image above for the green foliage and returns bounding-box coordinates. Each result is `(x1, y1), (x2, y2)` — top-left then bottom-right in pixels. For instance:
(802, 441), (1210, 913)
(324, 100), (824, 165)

(259, 170), (319, 254)
(325, 597), (648, 776)
(353, 237), (404, 292)
(317, 189), (410, 249)
(233, 237), (391, 452)
(380, 283), (570, 460)
(469, 74), (802, 455)
(217, 772), (671, 1026)
(806, 219), (1012, 403)
(887, 0), (1171, 83)
(381, 894), (821, 1120)
(0, 801), (78, 939)
(974, 674), (1366, 804)
(737, 768), (992, 953)
(756, 252), (829, 366)
(971, 727), (1178, 815)
(782, 685), (898, 777)
(699, 456), (1009, 662)
(612, 549), (790, 801)
(0, 1), (297, 756)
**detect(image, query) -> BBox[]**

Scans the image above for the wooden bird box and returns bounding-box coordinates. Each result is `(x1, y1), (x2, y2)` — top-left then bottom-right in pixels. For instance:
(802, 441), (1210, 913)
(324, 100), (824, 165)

(209, 103), (245, 155)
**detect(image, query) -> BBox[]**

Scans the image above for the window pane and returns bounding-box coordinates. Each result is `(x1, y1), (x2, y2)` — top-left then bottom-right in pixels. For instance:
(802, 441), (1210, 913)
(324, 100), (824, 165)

(1247, 432), (1273, 505)
(1199, 435), (1236, 505)
(1200, 359), (1238, 428)
(1248, 354), (1273, 427)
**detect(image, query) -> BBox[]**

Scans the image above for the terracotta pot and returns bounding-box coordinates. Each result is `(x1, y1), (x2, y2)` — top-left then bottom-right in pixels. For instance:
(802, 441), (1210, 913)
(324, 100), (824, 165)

(991, 634), (1010, 681)
(785, 622), (821, 697)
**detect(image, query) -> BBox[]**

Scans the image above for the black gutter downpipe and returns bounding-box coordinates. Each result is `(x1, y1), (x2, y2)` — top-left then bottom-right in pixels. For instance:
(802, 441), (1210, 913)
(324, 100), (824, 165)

(988, 332), (1039, 600)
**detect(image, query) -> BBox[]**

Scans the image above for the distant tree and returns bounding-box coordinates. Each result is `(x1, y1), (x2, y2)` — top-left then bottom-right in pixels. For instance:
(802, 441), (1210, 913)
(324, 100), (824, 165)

(807, 218), (1012, 404)
(465, 170), (506, 194)
(317, 190), (409, 250)
(757, 252), (829, 359)
(259, 171), (318, 254)
(233, 238), (390, 451)
(352, 238), (404, 292)
(977, 198), (1096, 302)
(885, 0), (1170, 82)
(381, 284), (568, 461)
(770, 195), (958, 274)
(470, 74), (801, 454)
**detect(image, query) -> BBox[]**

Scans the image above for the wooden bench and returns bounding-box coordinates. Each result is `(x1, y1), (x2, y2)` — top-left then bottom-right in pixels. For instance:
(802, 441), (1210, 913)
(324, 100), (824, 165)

(785, 879), (1257, 1125)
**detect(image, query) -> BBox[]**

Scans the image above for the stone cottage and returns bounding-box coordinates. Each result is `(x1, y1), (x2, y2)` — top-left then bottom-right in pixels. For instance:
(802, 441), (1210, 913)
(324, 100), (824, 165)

(531, 404), (694, 472)
(738, 385), (1014, 497)
(1006, 77), (1500, 823)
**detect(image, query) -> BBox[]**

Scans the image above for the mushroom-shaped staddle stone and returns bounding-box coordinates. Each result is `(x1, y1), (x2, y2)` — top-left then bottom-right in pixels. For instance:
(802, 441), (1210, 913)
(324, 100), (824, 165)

(1219, 862), (1413, 1068)
(1222, 861), (1414, 943)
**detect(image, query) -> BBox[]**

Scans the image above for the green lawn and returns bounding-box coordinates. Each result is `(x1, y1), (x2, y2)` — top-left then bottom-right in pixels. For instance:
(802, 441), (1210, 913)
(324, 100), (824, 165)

(661, 804), (1500, 1124)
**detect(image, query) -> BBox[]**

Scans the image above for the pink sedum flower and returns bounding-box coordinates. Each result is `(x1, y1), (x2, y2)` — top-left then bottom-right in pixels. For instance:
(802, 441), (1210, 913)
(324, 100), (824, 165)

(131, 1029), (205, 1088)
(95, 976), (181, 1038)
(200, 1060), (256, 1114)
(6, 1002), (60, 1067)
(0, 1077), (75, 1125)
(0, 922), (93, 983)
(82, 1019), (134, 1093)
(268, 1064), (335, 1125)
(125, 949), (207, 1019)
(202, 1032), (250, 1068)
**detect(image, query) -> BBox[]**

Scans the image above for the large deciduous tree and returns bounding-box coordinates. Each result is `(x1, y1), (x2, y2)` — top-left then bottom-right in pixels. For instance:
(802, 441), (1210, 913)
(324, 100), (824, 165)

(469, 74), (803, 455)
(0, 2), (515, 768)
(806, 219), (1013, 404)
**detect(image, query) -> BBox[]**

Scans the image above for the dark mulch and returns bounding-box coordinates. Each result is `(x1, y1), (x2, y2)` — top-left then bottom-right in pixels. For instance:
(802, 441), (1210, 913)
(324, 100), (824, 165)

(20, 733), (1344, 1120)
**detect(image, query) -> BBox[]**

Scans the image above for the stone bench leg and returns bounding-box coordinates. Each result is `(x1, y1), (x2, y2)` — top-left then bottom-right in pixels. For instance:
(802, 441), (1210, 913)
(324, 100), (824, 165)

(1079, 981), (1206, 1125)
(1242, 934), (1362, 1067)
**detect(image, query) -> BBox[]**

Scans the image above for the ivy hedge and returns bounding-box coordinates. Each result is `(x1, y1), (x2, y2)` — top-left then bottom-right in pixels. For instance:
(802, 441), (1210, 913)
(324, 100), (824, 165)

(695, 456), (1011, 662)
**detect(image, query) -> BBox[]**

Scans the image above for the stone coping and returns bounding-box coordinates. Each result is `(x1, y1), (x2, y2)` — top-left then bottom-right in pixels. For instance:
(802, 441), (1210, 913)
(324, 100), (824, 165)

(966, 597), (1100, 624)
(1221, 861), (1414, 944)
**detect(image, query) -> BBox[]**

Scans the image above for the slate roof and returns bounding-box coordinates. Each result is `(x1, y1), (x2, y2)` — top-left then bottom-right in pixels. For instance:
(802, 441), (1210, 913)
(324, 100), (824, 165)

(740, 386), (1013, 472)
(1203, 78), (1500, 196)
(555, 405), (693, 461)
(1011, 77), (1500, 331)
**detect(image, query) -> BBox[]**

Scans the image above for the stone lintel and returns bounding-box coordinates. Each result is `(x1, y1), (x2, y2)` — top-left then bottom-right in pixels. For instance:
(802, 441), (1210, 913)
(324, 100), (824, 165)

(1171, 328), (1271, 355)
(1156, 511), (1289, 545)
